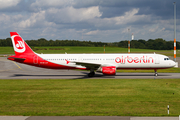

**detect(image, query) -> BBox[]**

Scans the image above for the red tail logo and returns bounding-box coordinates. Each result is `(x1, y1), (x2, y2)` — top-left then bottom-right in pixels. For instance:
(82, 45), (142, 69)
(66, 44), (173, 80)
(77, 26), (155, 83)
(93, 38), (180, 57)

(10, 32), (35, 55)
(15, 37), (24, 49)
(11, 34), (26, 53)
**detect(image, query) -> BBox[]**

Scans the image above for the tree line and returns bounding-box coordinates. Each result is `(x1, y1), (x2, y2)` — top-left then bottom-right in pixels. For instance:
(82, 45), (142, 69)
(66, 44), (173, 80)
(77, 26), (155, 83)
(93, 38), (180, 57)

(0, 38), (180, 50)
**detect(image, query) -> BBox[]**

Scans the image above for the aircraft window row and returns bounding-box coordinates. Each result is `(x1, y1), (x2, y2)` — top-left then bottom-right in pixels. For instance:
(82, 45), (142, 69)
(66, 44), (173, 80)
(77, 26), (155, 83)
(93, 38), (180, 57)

(82, 59), (151, 61)
(44, 58), (154, 61)
(106, 59), (115, 60)
(164, 58), (170, 60)
(82, 59), (115, 61)
(45, 59), (77, 61)
(83, 59), (101, 60)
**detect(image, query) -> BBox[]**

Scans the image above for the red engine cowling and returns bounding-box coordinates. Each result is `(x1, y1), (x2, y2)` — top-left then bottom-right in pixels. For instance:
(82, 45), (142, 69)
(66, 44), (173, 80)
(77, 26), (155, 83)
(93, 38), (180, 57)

(102, 66), (116, 75)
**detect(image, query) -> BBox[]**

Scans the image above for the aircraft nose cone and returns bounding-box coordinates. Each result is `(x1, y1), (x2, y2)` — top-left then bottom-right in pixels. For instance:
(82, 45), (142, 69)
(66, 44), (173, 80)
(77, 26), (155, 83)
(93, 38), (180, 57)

(170, 60), (176, 67)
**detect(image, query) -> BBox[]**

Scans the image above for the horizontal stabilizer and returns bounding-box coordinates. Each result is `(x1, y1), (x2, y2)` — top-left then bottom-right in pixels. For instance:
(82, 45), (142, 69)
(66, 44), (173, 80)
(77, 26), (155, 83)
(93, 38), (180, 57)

(8, 57), (26, 61)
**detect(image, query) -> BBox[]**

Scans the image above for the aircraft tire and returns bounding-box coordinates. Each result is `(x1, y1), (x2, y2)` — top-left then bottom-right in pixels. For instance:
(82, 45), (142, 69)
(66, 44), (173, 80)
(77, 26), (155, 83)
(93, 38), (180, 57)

(88, 72), (95, 77)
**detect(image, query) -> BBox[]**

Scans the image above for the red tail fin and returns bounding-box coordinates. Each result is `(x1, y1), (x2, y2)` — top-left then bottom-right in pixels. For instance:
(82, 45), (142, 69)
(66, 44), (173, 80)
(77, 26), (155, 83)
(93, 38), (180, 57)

(10, 32), (35, 55)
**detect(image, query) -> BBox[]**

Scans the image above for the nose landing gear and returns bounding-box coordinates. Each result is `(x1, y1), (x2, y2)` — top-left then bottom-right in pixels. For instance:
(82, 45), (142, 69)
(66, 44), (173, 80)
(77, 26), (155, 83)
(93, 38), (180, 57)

(154, 69), (158, 77)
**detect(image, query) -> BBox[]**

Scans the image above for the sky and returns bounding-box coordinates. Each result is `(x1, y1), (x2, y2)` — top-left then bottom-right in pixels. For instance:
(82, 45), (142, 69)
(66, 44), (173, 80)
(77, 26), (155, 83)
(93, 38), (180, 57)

(0, 0), (179, 42)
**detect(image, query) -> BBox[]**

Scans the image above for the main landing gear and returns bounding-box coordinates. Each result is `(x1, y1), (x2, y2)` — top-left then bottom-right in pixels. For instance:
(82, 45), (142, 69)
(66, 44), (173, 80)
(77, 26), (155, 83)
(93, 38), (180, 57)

(154, 69), (158, 77)
(88, 70), (95, 77)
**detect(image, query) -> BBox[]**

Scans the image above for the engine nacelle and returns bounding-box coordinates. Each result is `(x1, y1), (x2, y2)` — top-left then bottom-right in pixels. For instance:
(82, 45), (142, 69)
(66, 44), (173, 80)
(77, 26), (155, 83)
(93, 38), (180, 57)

(101, 66), (116, 75)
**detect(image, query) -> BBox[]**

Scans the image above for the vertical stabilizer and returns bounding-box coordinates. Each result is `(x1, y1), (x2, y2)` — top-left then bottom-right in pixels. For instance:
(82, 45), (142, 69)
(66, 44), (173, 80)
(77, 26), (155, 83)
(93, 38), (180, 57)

(10, 32), (35, 55)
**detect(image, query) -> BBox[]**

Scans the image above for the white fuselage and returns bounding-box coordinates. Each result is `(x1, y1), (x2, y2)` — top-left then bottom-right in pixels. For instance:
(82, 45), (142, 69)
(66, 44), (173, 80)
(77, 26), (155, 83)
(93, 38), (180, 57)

(38, 53), (175, 70)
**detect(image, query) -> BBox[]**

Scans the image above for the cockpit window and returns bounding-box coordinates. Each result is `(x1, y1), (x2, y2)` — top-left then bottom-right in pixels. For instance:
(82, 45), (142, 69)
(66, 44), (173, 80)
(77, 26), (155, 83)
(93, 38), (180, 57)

(164, 58), (170, 60)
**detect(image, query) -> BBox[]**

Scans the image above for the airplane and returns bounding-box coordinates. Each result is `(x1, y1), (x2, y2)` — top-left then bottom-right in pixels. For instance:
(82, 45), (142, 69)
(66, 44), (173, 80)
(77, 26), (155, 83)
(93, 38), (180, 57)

(8, 32), (176, 77)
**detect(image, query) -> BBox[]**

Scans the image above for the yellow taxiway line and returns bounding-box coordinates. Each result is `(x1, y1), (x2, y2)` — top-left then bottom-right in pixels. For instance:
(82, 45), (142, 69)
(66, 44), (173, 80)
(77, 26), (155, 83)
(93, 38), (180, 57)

(13, 61), (22, 70)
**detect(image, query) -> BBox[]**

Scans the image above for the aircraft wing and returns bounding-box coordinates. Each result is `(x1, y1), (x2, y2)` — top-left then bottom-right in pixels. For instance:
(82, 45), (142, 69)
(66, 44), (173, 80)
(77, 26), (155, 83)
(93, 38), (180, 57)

(72, 61), (101, 69)
(72, 61), (115, 70)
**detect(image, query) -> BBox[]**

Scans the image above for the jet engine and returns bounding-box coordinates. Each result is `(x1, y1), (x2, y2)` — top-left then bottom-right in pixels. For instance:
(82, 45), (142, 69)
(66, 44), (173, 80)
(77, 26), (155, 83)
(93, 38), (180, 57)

(101, 66), (116, 75)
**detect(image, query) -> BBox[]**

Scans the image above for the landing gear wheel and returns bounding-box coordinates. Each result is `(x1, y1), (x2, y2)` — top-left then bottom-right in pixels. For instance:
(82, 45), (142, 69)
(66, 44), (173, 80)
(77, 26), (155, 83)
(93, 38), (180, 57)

(88, 71), (95, 77)
(154, 73), (158, 77)
(154, 69), (158, 77)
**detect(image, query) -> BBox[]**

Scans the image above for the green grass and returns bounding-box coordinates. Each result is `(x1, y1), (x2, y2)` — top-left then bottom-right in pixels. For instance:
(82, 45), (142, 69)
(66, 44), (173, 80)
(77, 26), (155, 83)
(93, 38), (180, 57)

(32, 46), (156, 54)
(0, 47), (14, 54)
(0, 79), (180, 116)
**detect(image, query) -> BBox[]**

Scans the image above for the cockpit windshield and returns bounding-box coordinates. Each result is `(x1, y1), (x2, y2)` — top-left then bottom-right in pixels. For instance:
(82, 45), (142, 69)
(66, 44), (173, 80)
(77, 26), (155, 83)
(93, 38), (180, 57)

(164, 58), (170, 60)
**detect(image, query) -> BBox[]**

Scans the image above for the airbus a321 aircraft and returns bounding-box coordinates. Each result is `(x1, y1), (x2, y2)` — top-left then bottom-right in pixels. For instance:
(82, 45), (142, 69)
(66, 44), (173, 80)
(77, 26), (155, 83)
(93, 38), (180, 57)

(8, 32), (176, 77)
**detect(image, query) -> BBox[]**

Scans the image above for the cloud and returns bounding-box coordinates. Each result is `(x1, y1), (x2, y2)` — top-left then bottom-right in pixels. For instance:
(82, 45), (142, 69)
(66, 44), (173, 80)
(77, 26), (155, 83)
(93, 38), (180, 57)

(46, 6), (102, 24)
(0, 13), (24, 29)
(18, 11), (46, 28)
(109, 8), (144, 25)
(0, 0), (21, 9)
(87, 8), (152, 32)
(0, 14), (10, 23)
(85, 30), (100, 35)
(0, 0), (179, 42)
(31, 0), (73, 8)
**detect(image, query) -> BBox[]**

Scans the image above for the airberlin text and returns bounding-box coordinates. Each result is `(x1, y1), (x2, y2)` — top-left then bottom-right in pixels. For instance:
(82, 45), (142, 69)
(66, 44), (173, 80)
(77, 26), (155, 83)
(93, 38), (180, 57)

(115, 56), (154, 64)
